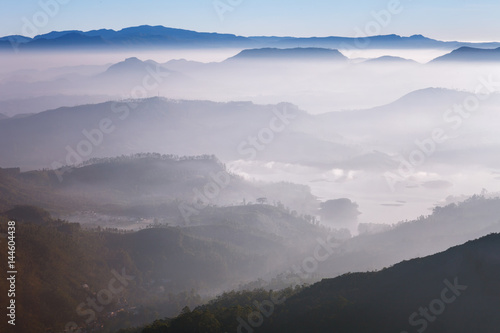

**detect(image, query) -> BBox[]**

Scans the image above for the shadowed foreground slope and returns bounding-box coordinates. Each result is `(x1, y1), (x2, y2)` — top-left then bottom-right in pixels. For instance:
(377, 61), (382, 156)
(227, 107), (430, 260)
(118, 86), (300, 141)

(135, 233), (500, 333)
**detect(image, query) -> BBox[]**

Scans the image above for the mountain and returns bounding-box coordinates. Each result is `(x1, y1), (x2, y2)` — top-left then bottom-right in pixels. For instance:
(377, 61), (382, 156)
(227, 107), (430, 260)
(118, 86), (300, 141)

(227, 47), (348, 61)
(82, 25), (251, 47)
(0, 208), (278, 333)
(136, 233), (500, 333)
(0, 166), (77, 212)
(96, 57), (182, 88)
(367, 87), (472, 113)
(1, 87), (499, 172)
(5, 152), (500, 282)
(0, 35), (31, 49)
(261, 33), (449, 49)
(0, 113), (8, 120)
(1, 26), (500, 51)
(105, 57), (160, 73)
(0, 154), (319, 216)
(0, 57), (188, 101)
(313, 195), (500, 278)
(0, 25), (254, 50)
(0, 35), (32, 49)
(363, 55), (418, 64)
(314, 87), (500, 148)
(0, 35), (31, 43)
(0, 153), (330, 282)
(0, 98), (357, 170)
(24, 32), (107, 49)
(432, 46), (500, 62)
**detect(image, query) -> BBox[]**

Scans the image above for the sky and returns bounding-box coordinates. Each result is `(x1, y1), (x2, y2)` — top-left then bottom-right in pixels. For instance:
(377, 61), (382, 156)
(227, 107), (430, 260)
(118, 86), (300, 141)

(1, 0), (500, 41)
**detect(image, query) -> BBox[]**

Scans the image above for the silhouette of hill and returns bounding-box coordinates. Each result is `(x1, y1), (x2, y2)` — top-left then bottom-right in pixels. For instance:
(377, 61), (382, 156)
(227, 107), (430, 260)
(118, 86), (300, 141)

(0, 208), (277, 332)
(0, 98), (357, 170)
(0, 25), (253, 50)
(314, 195), (500, 278)
(432, 46), (500, 62)
(136, 233), (500, 333)
(228, 47), (348, 61)
(314, 87), (500, 152)
(0, 153), (320, 218)
(363, 55), (418, 64)
(24, 32), (107, 49)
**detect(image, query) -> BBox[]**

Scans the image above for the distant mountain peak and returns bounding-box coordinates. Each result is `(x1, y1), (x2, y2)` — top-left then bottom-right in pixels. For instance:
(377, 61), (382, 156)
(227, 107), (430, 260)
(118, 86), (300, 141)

(388, 87), (471, 108)
(364, 55), (417, 64)
(33, 30), (83, 40)
(104, 57), (160, 74)
(432, 46), (500, 62)
(124, 57), (142, 63)
(228, 47), (347, 61)
(0, 35), (32, 43)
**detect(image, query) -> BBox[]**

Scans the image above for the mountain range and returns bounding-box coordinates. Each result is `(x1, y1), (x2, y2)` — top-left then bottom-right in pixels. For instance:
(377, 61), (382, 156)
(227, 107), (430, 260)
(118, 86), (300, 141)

(2, 161), (500, 332)
(2, 20), (500, 333)
(2, 88), (499, 172)
(1, 25), (500, 51)
(0, 98), (361, 170)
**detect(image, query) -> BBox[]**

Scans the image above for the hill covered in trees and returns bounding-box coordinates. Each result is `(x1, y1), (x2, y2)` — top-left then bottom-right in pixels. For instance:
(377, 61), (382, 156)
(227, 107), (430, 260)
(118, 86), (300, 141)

(0, 207), (298, 333)
(130, 233), (500, 333)
(0, 153), (319, 218)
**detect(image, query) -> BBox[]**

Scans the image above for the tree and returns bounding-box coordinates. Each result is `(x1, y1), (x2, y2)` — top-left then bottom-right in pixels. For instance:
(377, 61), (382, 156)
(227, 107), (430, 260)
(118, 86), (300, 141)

(256, 197), (267, 205)
(319, 198), (361, 229)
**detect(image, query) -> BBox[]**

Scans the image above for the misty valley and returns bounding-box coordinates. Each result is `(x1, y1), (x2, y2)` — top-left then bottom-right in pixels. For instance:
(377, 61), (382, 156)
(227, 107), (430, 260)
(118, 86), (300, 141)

(1, 25), (500, 333)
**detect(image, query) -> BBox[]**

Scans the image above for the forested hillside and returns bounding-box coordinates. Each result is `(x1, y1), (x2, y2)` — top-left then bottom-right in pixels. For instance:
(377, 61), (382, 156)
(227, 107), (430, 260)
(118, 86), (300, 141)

(131, 233), (500, 333)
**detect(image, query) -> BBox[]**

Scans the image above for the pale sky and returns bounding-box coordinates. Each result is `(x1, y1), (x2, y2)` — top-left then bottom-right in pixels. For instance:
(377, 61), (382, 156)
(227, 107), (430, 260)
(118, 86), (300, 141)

(1, 0), (500, 41)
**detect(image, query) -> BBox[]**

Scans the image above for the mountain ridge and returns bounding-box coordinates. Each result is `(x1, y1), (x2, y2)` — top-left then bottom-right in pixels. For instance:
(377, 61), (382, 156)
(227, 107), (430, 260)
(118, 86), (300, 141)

(134, 232), (500, 333)
(432, 46), (500, 62)
(227, 47), (348, 61)
(2, 25), (500, 51)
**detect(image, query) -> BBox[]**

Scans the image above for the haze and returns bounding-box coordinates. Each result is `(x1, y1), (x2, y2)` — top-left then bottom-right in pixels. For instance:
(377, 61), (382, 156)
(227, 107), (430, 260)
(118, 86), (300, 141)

(1, 2), (500, 331)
